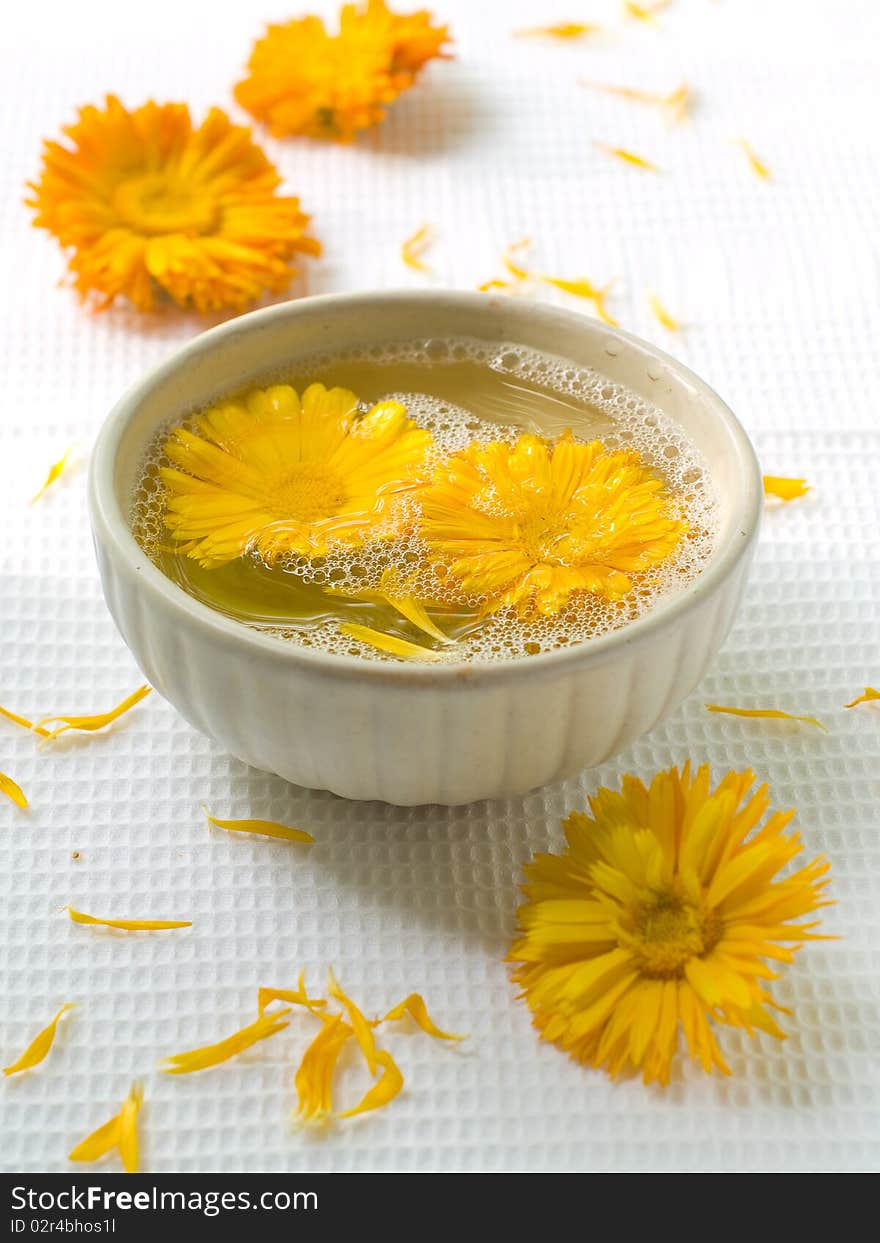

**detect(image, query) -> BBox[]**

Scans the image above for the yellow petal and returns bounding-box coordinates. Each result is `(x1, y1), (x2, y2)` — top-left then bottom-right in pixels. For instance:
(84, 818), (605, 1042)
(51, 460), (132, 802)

(3, 1004), (75, 1075)
(0, 705), (51, 738)
(502, 237), (532, 282)
(37, 685), (151, 741)
(763, 475), (810, 501)
(338, 1050), (404, 1119)
(205, 809), (315, 844)
(380, 591), (454, 646)
(582, 80), (690, 123)
(258, 982), (326, 1016)
(67, 906), (192, 931)
(845, 687), (880, 709)
(648, 291), (680, 331)
(401, 224), (434, 274)
(339, 623), (443, 663)
(539, 274), (619, 326)
(593, 142), (660, 172)
(69, 1082), (141, 1174)
(706, 705), (827, 732)
(294, 1015), (354, 1124)
(0, 771), (28, 809)
(624, 0), (670, 21)
(514, 23), (600, 39)
(162, 1010), (291, 1074)
(735, 138), (771, 180)
(327, 968), (379, 1075)
(30, 445), (76, 504)
(116, 1082), (143, 1174)
(381, 993), (465, 1041)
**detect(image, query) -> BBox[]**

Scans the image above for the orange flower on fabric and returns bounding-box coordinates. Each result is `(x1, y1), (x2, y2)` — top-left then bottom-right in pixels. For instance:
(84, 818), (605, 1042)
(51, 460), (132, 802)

(510, 764), (831, 1084)
(420, 433), (685, 617)
(162, 382), (432, 567)
(235, 2), (451, 142)
(27, 97), (319, 312)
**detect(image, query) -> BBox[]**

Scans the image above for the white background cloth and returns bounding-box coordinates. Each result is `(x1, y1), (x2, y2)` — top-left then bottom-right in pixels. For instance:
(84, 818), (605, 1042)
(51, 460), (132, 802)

(1, 0), (878, 1173)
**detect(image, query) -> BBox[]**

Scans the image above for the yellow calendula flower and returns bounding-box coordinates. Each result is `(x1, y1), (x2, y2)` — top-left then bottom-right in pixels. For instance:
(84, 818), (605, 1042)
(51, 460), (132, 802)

(235, 2), (451, 143)
(161, 383), (432, 567)
(420, 432), (685, 617)
(27, 96), (319, 312)
(510, 763), (832, 1085)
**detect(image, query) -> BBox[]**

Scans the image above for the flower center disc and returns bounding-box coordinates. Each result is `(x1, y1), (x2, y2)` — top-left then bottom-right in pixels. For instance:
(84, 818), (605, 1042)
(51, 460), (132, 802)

(112, 174), (219, 235)
(632, 891), (720, 978)
(268, 464), (348, 523)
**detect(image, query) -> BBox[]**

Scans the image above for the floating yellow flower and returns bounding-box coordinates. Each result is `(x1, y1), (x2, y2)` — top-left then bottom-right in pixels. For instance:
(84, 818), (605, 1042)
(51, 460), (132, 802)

(28, 96), (319, 312)
(420, 433), (685, 616)
(235, 2), (451, 143)
(510, 763), (832, 1084)
(162, 383), (432, 567)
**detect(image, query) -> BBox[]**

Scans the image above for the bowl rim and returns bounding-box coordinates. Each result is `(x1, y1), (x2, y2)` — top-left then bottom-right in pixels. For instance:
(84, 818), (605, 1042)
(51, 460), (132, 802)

(88, 289), (762, 687)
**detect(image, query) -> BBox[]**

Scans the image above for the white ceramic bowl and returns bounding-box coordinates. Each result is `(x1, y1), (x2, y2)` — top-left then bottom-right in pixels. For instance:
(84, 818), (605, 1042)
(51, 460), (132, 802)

(89, 292), (762, 805)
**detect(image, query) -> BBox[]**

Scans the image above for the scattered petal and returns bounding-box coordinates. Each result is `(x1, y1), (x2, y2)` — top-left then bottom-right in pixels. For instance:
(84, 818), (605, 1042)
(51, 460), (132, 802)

(3, 1004), (75, 1076)
(514, 23), (600, 39)
(706, 705), (827, 731)
(624, 0), (671, 22)
(0, 705), (50, 738)
(0, 771), (28, 809)
(763, 475), (810, 502)
(37, 685), (151, 741)
(328, 968), (379, 1074)
(69, 1082), (142, 1173)
(338, 1049), (404, 1118)
(381, 993), (465, 1041)
(735, 137), (771, 180)
(593, 142), (660, 172)
(294, 1014), (355, 1125)
(31, 446), (77, 504)
(377, 569), (455, 645)
(502, 237), (532, 282)
(540, 274), (619, 325)
(67, 906), (192, 931)
(648, 291), (680, 331)
(582, 79), (690, 123)
(162, 1010), (291, 1074)
(401, 224), (435, 273)
(339, 622), (444, 662)
(258, 975), (326, 1016)
(205, 809), (315, 845)
(845, 687), (880, 709)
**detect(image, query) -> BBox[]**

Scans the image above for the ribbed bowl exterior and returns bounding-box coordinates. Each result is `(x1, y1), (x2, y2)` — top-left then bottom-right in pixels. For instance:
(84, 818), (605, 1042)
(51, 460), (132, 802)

(94, 538), (753, 805)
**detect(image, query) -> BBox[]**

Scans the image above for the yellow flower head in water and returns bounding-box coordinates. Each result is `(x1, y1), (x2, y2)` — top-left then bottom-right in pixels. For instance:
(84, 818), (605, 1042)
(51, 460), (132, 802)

(235, 1), (451, 142)
(27, 96), (320, 312)
(162, 383), (432, 567)
(419, 432), (685, 617)
(510, 764), (832, 1085)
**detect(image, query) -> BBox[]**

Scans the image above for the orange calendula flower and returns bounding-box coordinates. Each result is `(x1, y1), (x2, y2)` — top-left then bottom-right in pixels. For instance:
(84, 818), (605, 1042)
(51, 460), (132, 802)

(401, 223), (435, 273)
(235, 2), (451, 143)
(420, 432), (686, 617)
(514, 23), (600, 40)
(845, 687), (880, 709)
(648, 291), (680, 331)
(27, 97), (319, 313)
(31, 446), (77, 504)
(67, 907), (192, 931)
(38, 686), (151, 742)
(162, 1010), (292, 1074)
(69, 1082), (143, 1174)
(3, 1004), (75, 1076)
(763, 475), (810, 502)
(0, 771), (28, 809)
(593, 142), (660, 172)
(706, 705), (827, 731)
(510, 763), (832, 1084)
(735, 138), (771, 181)
(162, 383), (431, 568)
(205, 809), (315, 845)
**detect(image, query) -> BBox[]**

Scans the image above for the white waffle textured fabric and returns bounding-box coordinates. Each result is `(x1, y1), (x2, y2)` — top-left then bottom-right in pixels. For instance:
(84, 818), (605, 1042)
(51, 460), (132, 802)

(1, 0), (879, 1174)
